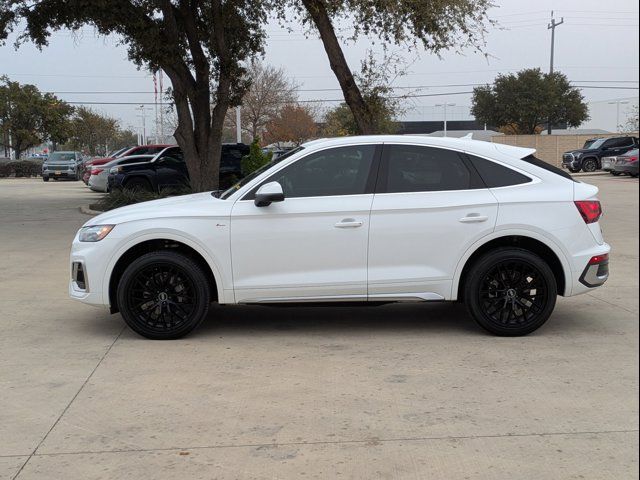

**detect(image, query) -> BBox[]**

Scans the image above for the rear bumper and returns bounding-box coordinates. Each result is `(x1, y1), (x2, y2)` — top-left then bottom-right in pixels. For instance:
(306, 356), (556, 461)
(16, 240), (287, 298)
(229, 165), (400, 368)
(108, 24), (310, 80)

(579, 255), (610, 288)
(613, 164), (639, 175)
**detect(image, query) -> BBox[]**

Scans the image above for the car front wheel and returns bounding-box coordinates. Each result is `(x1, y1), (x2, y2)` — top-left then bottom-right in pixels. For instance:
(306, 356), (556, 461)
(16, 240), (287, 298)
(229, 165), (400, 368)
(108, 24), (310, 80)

(464, 248), (557, 336)
(581, 159), (599, 172)
(117, 251), (211, 339)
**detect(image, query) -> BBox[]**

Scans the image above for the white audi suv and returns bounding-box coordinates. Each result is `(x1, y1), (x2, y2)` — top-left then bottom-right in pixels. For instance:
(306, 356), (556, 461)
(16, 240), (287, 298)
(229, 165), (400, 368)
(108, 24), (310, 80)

(69, 136), (610, 339)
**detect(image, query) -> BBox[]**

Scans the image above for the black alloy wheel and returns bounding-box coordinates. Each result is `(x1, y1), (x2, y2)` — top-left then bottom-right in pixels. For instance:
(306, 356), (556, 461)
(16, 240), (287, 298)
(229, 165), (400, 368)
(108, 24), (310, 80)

(117, 251), (210, 339)
(582, 158), (598, 173)
(465, 248), (557, 336)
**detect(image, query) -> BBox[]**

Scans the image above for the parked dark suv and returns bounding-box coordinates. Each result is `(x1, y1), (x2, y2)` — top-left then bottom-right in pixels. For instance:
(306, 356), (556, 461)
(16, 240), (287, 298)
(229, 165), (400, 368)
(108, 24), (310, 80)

(107, 144), (250, 192)
(562, 136), (639, 173)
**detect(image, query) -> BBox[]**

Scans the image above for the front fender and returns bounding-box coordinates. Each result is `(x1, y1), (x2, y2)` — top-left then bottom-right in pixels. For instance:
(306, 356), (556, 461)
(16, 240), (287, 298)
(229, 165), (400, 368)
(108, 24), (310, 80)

(100, 225), (232, 306)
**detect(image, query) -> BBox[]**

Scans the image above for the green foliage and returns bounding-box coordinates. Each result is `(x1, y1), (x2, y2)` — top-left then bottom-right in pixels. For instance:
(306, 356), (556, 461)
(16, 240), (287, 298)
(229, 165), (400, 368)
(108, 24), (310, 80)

(0, 76), (73, 158)
(323, 52), (401, 136)
(274, 0), (495, 54)
(90, 185), (192, 212)
(0, 160), (41, 177)
(62, 107), (119, 156)
(241, 138), (272, 175)
(471, 69), (590, 135)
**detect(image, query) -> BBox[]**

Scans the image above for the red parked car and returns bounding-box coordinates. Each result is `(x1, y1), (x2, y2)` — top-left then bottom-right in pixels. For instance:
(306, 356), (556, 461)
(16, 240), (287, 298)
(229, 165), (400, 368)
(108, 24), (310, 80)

(82, 145), (173, 184)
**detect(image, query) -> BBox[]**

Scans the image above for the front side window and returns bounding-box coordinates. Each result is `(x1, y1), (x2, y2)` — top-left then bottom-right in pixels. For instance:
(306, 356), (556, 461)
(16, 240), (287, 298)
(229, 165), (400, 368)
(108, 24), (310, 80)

(250, 145), (377, 199)
(379, 145), (481, 193)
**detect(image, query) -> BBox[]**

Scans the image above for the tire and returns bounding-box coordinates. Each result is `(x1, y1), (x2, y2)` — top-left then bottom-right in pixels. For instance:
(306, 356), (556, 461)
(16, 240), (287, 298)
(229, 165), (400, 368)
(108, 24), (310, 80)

(43, 177), (49, 182)
(568, 167), (580, 174)
(117, 251), (211, 339)
(464, 248), (557, 336)
(611, 171), (621, 176)
(124, 177), (153, 192)
(581, 158), (599, 173)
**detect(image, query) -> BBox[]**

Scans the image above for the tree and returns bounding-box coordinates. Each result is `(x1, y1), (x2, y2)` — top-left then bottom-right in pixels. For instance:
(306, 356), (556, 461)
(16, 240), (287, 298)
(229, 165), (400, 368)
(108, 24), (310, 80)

(0, 76), (73, 159)
(471, 69), (589, 135)
(227, 61), (298, 142)
(620, 104), (639, 133)
(272, 0), (493, 134)
(65, 107), (118, 155)
(323, 51), (403, 136)
(1, 0), (269, 191)
(263, 104), (317, 146)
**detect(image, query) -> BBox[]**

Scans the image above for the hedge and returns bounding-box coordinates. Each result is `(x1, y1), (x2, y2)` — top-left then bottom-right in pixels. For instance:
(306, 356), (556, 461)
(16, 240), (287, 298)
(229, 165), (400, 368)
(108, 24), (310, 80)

(0, 161), (42, 178)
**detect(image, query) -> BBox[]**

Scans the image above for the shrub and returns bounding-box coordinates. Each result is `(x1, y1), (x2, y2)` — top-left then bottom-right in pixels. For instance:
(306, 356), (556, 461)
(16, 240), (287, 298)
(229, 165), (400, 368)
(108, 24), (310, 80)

(4, 161), (41, 177)
(0, 163), (11, 177)
(241, 138), (272, 176)
(90, 185), (192, 212)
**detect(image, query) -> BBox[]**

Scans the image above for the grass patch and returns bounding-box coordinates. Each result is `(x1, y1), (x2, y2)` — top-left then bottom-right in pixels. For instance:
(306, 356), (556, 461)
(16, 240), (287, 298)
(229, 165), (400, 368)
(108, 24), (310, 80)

(90, 186), (192, 212)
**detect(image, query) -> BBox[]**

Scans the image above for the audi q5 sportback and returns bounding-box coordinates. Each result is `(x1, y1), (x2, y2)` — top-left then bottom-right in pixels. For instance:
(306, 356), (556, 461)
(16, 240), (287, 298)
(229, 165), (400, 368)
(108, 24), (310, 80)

(70, 136), (610, 339)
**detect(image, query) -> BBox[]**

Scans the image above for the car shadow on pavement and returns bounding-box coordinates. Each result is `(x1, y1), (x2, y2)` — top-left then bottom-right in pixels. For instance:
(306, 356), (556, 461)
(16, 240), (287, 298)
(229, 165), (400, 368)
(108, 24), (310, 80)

(195, 302), (482, 337)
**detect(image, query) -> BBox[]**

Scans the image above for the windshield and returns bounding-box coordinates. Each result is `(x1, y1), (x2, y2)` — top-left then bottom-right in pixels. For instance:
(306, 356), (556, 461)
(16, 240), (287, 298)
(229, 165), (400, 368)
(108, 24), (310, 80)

(219, 146), (304, 199)
(48, 152), (76, 162)
(588, 138), (606, 149)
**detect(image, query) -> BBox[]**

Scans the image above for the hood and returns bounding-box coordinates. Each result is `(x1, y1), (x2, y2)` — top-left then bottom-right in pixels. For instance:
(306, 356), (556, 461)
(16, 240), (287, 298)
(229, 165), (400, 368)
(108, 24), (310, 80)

(84, 192), (232, 227)
(565, 148), (596, 155)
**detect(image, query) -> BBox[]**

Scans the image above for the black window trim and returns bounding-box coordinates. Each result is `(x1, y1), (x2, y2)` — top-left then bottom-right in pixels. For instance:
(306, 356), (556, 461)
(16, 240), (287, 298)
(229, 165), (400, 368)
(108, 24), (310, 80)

(374, 143), (487, 194)
(239, 143), (384, 201)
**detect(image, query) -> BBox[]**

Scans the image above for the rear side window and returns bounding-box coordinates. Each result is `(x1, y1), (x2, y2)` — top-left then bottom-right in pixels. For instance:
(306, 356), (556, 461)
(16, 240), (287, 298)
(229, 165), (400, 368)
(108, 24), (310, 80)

(520, 154), (576, 182)
(467, 155), (532, 188)
(379, 145), (483, 193)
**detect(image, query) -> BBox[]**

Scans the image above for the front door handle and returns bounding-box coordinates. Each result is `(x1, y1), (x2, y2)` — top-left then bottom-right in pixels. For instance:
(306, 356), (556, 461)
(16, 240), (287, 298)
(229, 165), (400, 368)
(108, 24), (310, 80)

(459, 214), (489, 223)
(335, 218), (363, 228)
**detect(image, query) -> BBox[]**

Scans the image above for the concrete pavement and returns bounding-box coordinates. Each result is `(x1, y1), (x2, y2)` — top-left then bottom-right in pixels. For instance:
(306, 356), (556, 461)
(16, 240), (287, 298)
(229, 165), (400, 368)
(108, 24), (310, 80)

(0, 176), (638, 479)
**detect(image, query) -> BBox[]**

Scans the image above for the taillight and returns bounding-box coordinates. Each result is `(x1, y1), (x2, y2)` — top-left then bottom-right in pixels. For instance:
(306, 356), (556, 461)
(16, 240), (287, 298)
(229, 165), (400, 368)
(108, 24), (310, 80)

(90, 168), (103, 175)
(588, 253), (609, 265)
(575, 200), (602, 224)
(628, 156), (638, 163)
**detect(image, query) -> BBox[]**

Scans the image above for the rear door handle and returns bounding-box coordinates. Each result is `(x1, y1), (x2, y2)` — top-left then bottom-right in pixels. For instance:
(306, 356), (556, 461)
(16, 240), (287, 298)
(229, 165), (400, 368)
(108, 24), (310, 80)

(459, 215), (489, 223)
(335, 219), (363, 228)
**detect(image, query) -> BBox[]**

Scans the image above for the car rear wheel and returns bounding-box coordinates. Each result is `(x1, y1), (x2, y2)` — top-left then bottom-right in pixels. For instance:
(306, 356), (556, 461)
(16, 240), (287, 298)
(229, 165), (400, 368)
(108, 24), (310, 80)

(43, 177), (49, 182)
(611, 171), (622, 176)
(464, 248), (557, 336)
(117, 251), (211, 339)
(568, 167), (580, 173)
(582, 158), (598, 173)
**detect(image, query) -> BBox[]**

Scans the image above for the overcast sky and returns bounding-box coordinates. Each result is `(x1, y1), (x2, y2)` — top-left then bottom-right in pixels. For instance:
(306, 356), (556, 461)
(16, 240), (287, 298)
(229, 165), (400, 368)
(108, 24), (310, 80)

(0, 0), (638, 136)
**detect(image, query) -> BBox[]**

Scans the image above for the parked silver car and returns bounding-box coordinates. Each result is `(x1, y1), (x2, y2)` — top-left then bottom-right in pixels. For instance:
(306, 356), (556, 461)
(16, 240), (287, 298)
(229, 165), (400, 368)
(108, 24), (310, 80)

(601, 155), (618, 174)
(88, 155), (154, 192)
(42, 151), (83, 181)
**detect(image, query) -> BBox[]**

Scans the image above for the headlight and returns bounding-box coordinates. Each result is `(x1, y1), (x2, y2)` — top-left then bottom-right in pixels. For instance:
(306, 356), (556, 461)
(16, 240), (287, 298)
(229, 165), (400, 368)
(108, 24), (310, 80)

(109, 166), (120, 174)
(79, 225), (115, 242)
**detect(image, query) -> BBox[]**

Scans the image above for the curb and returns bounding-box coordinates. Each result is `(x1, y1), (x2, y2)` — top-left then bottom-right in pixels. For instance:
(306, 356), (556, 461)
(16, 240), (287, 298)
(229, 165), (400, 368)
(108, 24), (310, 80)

(79, 205), (103, 216)
(571, 172), (608, 178)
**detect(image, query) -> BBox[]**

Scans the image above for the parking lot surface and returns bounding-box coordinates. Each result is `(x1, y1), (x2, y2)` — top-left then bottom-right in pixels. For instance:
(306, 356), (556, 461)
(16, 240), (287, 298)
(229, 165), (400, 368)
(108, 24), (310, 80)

(1, 176), (638, 479)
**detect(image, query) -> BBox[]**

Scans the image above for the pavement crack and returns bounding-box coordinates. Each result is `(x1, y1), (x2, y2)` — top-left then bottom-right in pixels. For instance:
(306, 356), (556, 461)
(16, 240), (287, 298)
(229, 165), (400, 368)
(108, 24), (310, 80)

(12, 326), (126, 480)
(23, 428), (639, 459)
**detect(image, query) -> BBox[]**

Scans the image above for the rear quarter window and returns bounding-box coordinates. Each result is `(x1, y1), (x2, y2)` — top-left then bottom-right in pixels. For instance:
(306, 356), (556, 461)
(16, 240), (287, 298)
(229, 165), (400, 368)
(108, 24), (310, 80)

(467, 155), (533, 188)
(520, 154), (576, 182)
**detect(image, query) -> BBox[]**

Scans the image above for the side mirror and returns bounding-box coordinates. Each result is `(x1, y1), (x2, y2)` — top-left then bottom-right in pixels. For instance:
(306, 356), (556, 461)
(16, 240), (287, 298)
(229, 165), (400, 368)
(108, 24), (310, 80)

(255, 181), (284, 207)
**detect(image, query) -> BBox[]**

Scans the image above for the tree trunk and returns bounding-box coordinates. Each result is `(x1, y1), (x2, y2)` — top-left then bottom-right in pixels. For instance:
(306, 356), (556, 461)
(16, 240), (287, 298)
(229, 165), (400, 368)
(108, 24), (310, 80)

(301, 0), (376, 135)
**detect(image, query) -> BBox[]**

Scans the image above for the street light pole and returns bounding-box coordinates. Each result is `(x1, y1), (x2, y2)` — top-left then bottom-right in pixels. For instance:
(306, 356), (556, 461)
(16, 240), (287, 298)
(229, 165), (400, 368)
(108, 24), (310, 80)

(547, 11), (564, 134)
(435, 103), (456, 137)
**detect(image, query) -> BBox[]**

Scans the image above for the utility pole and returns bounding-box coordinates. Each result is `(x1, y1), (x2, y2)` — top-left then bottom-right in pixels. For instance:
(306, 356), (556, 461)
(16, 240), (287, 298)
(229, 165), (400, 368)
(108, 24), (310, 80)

(136, 105), (153, 145)
(435, 103), (456, 137)
(547, 11), (564, 134)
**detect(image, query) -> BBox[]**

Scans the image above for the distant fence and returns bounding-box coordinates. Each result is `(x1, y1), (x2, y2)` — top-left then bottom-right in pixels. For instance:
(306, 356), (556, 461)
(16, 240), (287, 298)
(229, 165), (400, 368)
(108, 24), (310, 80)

(491, 132), (639, 167)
